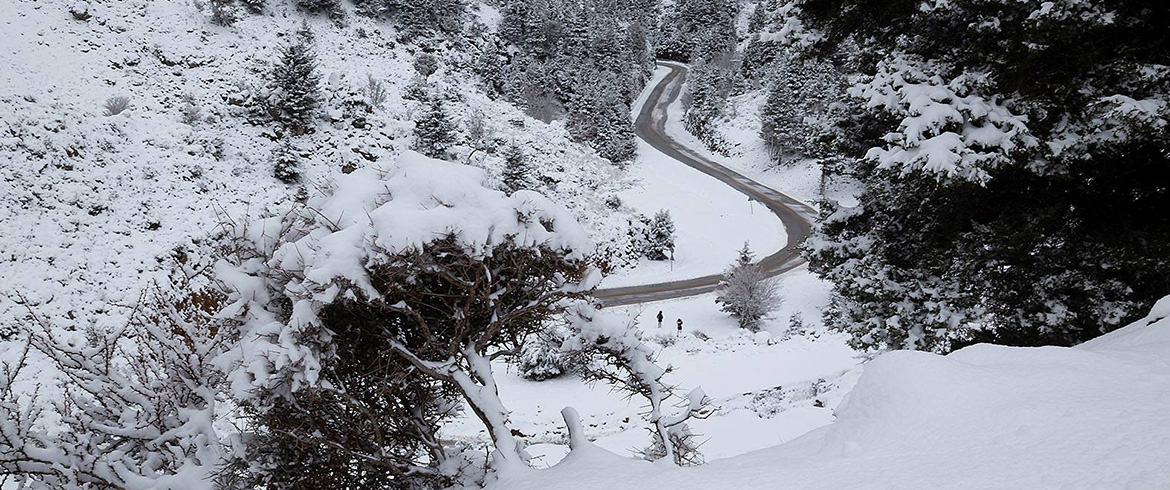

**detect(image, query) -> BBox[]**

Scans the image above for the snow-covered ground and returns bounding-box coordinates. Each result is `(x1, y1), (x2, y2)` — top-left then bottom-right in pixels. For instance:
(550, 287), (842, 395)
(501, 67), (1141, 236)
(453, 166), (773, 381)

(489, 296), (1170, 489)
(600, 139), (788, 287)
(447, 265), (862, 466)
(0, 0), (636, 335)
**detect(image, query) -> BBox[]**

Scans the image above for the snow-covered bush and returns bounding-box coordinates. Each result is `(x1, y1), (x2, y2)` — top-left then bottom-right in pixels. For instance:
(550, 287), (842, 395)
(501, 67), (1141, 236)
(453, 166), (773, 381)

(716, 243), (781, 331)
(518, 324), (571, 381)
(217, 152), (599, 479)
(0, 266), (233, 489)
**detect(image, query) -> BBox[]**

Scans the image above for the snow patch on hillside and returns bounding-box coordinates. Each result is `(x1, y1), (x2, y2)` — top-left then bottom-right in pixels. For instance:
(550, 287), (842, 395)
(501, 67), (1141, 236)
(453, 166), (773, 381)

(0, 0), (635, 335)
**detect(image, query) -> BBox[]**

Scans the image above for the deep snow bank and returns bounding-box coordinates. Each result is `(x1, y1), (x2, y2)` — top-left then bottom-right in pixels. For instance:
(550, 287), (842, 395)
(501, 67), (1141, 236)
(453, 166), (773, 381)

(491, 296), (1170, 489)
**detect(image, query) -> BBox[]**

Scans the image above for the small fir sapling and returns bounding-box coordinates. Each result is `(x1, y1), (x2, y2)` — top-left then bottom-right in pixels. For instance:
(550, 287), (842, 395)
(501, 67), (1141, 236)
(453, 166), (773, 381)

(518, 324), (571, 381)
(272, 138), (302, 184)
(179, 92), (202, 125)
(207, 0), (238, 25)
(412, 96), (458, 160)
(414, 53), (439, 78)
(267, 22), (321, 134)
(363, 74), (388, 110)
(501, 144), (534, 193)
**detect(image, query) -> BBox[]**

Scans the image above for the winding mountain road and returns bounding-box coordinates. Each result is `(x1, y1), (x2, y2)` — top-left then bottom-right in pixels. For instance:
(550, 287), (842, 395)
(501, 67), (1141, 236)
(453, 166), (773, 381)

(594, 61), (818, 307)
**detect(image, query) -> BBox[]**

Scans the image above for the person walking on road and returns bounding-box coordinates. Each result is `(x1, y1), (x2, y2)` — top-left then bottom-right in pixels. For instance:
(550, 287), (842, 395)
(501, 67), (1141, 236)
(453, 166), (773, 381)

(657, 310), (664, 329)
(676, 318), (683, 336)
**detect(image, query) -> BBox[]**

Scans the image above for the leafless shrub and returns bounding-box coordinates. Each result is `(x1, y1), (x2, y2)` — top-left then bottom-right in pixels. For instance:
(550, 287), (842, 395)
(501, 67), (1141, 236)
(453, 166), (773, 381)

(103, 95), (131, 116)
(364, 74), (387, 110)
(180, 92), (202, 125)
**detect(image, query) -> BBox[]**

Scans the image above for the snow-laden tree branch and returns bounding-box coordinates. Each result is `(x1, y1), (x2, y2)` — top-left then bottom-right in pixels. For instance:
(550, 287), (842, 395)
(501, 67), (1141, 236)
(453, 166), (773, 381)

(0, 270), (234, 489)
(563, 303), (712, 466)
(216, 152), (600, 485)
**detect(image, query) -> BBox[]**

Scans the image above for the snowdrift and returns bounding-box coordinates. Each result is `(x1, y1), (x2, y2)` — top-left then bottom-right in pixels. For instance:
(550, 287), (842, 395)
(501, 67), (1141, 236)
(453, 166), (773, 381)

(492, 296), (1170, 489)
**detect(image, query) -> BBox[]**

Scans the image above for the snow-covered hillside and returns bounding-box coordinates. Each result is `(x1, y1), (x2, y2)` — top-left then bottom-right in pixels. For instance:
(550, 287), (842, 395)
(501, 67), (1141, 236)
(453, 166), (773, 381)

(490, 295), (1170, 489)
(0, 0), (637, 335)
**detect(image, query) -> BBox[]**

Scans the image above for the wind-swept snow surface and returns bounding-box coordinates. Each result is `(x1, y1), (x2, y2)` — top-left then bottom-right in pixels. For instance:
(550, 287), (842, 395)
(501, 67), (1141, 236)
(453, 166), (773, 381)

(489, 296), (1170, 489)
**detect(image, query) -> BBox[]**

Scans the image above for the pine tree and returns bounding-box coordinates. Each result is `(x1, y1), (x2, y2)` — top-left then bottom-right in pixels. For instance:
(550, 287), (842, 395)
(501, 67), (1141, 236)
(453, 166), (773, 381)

(268, 23), (320, 135)
(296, 0), (341, 17)
(208, 0), (239, 25)
(273, 138), (302, 184)
(716, 243), (781, 331)
(735, 241), (754, 267)
(413, 53), (439, 78)
(795, 0), (1170, 351)
(501, 144), (533, 193)
(238, 0), (265, 13)
(758, 55), (846, 165)
(412, 96), (458, 160)
(644, 210), (676, 261)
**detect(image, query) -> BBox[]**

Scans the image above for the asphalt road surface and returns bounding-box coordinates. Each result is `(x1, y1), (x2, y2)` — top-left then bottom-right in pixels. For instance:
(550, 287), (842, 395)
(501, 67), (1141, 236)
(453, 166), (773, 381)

(593, 61), (817, 308)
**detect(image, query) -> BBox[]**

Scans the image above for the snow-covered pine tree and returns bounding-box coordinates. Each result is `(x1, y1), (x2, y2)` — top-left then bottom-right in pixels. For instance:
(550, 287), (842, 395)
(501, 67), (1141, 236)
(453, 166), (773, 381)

(683, 60), (736, 153)
(268, 23), (320, 135)
(518, 325), (570, 381)
(716, 243), (780, 331)
(735, 241), (754, 267)
(179, 92), (202, 125)
(501, 144), (533, 193)
(792, 0), (1170, 351)
(414, 52), (439, 78)
(644, 209), (676, 261)
(758, 55), (846, 165)
(238, 0), (265, 13)
(208, 0), (238, 25)
(272, 138), (301, 184)
(296, 0), (341, 17)
(412, 96), (457, 160)
(659, 0), (738, 61)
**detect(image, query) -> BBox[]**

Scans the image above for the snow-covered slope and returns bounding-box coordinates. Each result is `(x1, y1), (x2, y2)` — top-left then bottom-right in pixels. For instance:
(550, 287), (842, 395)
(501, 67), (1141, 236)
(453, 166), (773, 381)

(0, 0), (635, 335)
(489, 296), (1170, 489)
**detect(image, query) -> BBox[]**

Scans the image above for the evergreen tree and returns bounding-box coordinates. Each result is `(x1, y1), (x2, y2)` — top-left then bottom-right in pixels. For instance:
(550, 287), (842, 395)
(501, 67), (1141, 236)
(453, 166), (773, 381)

(208, 0), (238, 25)
(758, 55), (846, 165)
(413, 53), (439, 78)
(268, 23), (320, 135)
(412, 96), (458, 160)
(793, 0), (1170, 351)
(296, 0), (341, 17)
(660, 0), (738, 61)
(501, 144), (533, 193)
(238, 0), (265, 13)
(517, 326), (570, 381)
(735, 241), (754, 267)
(273, 138), (302, 184)
(644, 210), (676, 261)
(683, 61), (736, 153)
(716, 243), (781, 331)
